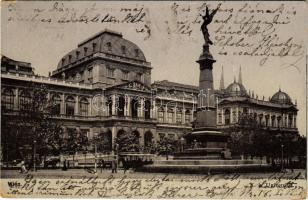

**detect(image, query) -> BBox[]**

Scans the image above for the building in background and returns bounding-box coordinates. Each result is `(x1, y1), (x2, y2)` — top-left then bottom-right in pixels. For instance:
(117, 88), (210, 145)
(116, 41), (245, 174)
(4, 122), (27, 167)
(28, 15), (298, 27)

(1, 29), (298, 154)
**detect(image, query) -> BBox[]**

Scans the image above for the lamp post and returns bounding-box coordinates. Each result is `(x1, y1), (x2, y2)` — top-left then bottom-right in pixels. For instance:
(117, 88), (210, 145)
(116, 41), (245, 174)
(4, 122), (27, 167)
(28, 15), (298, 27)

(33, 139), (37, 171)
(207, 88), (211, 111)
(94, 137), (98, 173)
(180, 137), (185, 152)
(281, 144), (284, 172)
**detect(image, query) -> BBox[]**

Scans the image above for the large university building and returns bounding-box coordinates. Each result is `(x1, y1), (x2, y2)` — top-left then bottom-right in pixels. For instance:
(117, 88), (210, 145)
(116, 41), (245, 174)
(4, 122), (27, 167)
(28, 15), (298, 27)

(1, 29), (298, 153)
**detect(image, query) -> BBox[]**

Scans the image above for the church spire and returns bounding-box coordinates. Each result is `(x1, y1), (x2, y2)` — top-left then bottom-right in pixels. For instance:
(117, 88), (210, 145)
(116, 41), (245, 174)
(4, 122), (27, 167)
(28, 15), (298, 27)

(219, 66), (225, 90)
(238, 66), (242, 84)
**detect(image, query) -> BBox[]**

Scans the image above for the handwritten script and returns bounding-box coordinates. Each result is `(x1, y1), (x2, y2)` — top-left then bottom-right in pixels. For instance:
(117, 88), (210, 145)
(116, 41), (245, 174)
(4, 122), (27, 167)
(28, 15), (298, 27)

(2, 173), (306, 198)
(4, 2), (305, 68)
(170, 2), (305, 68)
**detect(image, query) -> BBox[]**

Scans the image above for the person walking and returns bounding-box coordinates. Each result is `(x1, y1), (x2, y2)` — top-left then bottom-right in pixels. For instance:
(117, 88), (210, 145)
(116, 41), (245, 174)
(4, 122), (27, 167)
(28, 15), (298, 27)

(111, 156), (117, 173)
(62, 159), (67, 171)
(100, 159), (105, 173)
(20, 160), (28, 174)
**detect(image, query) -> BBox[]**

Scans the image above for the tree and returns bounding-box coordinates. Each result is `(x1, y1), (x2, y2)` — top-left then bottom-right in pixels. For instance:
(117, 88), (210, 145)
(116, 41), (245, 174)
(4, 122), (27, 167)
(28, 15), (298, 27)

(114, 131), (140, 153)
(226, 112), (303, 168)
(156, 134), (177, 157)
(226, 113), (257, 158)
(1, 81), (63, 166)
(62, 128), (89, 161)
(94, 132), (112, 153)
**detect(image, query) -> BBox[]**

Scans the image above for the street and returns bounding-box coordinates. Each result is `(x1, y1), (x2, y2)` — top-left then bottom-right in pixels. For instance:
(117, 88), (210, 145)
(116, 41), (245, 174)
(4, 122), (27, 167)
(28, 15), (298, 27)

(1, 168), (306, 180)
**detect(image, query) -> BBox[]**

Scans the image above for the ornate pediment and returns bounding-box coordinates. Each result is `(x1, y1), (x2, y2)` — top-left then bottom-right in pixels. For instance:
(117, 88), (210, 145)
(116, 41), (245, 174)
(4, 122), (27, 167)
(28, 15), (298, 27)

(113, 81), (151, 92)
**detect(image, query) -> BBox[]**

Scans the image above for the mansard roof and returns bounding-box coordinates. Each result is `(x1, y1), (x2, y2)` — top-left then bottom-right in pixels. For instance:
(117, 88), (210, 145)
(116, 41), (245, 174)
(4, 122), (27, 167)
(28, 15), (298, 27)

(219, 96), (298, 111)
(152, 80), (199, 93)
(56, 29), (147, 70)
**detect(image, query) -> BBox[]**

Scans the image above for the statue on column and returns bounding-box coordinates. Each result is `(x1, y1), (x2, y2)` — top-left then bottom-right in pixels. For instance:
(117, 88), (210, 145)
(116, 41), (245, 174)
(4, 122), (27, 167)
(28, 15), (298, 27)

(200, 5), (220, 45)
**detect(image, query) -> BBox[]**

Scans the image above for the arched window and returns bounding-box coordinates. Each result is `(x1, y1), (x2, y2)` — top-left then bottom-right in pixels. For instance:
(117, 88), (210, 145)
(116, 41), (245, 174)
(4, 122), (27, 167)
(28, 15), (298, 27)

(265, 115), (269, 127)
(51, 94), (61, 115)
(65, 96), (75, 116)
(117, 96), (125, 117)
(144, 99), (151, 119)
(224, 109), (230, 125)
(144, 131), (153, 147)
(259, 114), (263, 125)
(277, 116), (282, 128)
(108, 96), (112, 116)
(2, 88), (14, 110)
(79, 97), (89, 116)
(232, 110), (237, 123)
(19, 90), (31, 110)
(131, 97), (138, 118)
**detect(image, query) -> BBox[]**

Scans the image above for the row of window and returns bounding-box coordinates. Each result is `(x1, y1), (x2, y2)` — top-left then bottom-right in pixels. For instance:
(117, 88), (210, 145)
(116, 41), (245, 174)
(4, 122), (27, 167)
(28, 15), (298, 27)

(51, 95), (89, 116)
(62, 42), (141, 66)
(66, 67), (143, 83)
(106, 42), (140, 57)
(107, 67), (143, 81)
(157, 110), (191, 124)
(218, 110), (296, 128)
(2, 89), (191, 124)
(1, 89), (90, 116)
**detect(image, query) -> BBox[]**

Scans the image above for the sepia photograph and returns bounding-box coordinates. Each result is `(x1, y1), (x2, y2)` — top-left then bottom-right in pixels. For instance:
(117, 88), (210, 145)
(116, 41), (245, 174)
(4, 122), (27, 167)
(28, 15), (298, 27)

(0, 1), (307, 199)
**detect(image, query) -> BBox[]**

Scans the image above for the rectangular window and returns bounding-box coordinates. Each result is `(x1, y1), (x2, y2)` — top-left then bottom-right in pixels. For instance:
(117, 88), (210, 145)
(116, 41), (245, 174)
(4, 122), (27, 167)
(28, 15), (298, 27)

(136, 73), (143, 82)
(168, 112), (173, 124)
(122, 70), (129, 80)
(176, 113), (182, 124)
(218, 113), (222, 124)
(185, 114), (190, 124)
(158, 111), (164, 123)
(88, 68), (93, 77)
(107, 67), (114, 77)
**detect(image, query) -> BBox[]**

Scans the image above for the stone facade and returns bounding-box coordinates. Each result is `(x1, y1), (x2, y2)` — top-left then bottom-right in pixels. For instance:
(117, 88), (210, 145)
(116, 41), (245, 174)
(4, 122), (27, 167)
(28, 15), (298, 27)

(1, 30), (298, 154)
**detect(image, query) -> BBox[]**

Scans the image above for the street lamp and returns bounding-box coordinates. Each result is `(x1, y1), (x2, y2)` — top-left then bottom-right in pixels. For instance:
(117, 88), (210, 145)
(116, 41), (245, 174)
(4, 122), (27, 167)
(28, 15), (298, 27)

(94, 143), (97, 172)
(207, 88), (211, 111)
(180, 137), (185, 152)
(281, 144), (284, 172)
(33, 139), (37, 171)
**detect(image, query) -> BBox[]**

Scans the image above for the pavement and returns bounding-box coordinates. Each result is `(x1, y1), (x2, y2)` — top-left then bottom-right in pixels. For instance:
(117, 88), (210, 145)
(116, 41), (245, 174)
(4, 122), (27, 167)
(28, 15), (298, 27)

(1, 168), (306, 179)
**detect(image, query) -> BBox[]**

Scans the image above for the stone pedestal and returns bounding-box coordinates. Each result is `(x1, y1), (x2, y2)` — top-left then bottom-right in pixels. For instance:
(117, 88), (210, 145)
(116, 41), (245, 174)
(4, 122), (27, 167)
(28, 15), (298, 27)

(181, 44), (229, 158)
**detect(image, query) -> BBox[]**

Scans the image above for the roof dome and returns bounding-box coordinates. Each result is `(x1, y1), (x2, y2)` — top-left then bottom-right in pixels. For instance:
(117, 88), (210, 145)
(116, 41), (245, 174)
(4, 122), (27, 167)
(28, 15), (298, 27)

(270, 89), (293, 104)
(57, 29), (147, 69)
(226, 81), (248, 97)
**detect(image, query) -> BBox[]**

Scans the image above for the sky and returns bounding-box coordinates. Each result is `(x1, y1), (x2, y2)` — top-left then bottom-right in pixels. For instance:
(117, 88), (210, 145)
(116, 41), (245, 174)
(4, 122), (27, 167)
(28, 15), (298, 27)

(1, 1), (307, 135)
